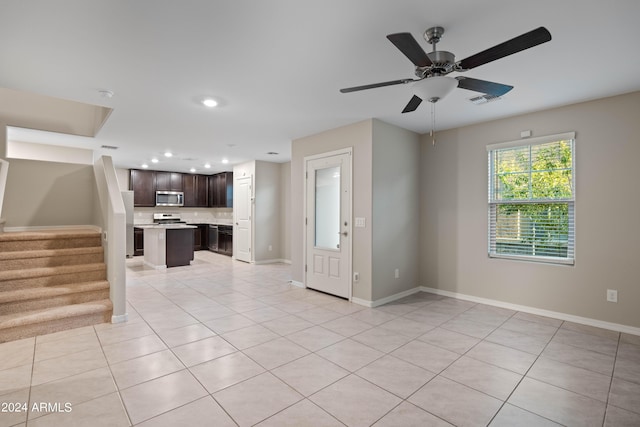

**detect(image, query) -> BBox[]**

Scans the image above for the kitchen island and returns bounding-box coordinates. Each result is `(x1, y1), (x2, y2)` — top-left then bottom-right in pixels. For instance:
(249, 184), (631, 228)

(137, 224), (197, 268)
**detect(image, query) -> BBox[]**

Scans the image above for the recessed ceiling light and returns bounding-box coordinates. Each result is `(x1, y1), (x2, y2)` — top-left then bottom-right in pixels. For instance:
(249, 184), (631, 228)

(151, 158), (159, 163)
(189, 167), (196, 173)
(204, 163), (211, 168)
(202, 98), (218, 108)
(221, 158), (229, 164)
(99, 90), (114, 98)
(164, 152), (173, 158)
(141, 163), (149, 169)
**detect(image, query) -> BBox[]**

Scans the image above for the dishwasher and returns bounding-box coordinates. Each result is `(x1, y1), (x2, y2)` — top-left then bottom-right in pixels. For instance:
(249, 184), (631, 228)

(208, 225), (218, 252)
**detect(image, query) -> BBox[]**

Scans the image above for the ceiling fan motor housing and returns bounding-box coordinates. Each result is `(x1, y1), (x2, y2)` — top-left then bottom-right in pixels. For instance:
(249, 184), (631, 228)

(416, 50), (456, 78)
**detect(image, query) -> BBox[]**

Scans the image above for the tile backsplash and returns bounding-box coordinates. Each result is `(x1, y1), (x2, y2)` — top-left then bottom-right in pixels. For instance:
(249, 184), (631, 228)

(133, 207), (233, 225)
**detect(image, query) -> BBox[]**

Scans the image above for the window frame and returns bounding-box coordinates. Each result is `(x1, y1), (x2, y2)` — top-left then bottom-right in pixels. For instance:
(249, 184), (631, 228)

(487, 132), (576, 265)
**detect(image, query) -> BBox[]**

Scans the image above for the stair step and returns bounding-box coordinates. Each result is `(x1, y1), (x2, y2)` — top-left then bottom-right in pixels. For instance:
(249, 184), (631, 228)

(0, 299), (113, 344)
(0, 229), (101, 252)
(0, 227), (112, 343)
(0, 263), (107, 291)
(0, 281), (110, 314)
(0, 247), (104, 270)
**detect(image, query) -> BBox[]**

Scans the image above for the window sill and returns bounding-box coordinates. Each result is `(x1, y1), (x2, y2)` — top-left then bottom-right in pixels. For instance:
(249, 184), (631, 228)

(489, 253), (574, 266)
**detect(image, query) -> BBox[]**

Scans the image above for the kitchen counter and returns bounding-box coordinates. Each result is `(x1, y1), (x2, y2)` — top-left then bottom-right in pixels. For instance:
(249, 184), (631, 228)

(136, 224), (198, 229)
(135, 222), (232, 227)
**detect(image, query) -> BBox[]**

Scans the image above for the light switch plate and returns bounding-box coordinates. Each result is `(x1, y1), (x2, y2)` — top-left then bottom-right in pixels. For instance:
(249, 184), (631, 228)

(355, 217), (366, 228)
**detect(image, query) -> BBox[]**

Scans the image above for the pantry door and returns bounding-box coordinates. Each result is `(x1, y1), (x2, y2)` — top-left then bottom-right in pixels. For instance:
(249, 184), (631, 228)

(234, 175), (252, 263)
(304, 149), (352, 299)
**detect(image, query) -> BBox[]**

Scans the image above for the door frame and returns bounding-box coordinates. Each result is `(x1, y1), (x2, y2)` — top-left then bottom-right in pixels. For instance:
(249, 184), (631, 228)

(303, 147), (353, 300)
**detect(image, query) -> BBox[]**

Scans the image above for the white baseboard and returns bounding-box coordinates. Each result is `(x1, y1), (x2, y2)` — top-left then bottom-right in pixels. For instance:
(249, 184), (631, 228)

(421, 286), (640, 336)
(254, 259), (291, 265)
(111, 313), (129, 324)
(352, 287), (422, 308)
(4, 224), (102, 232)
(143, 261), (166, 270)
(289, 280), (304, 288)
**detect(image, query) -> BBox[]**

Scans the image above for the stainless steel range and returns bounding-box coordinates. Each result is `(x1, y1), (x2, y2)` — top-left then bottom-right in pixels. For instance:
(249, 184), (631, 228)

(153, 213), (186, 224)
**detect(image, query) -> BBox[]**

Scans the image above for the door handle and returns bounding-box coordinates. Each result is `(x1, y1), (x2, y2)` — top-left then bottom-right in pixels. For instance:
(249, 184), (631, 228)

(338, 231), (348, 237)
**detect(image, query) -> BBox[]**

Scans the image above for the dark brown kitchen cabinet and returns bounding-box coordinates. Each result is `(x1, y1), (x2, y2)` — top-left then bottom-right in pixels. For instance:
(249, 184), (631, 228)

(155, 172), (183, 192)
(134, 227), (144, 256)
(186, 223), (209, 251)
(183, 174), (209, 207)
(208, 172), (233, 208)
(129, 169), (156, 207)
(165, 228), (194, 267)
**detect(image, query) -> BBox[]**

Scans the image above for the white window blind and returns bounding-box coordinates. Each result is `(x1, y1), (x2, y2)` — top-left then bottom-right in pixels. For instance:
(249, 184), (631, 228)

(488, 133), (575, 264)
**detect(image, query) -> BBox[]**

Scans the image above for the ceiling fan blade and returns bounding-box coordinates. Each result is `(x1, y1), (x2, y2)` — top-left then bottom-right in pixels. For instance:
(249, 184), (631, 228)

(387, 33), (432, 67)
(458, 27), (552, 70)
(455, 77), (513, 96)
(402, 95), (423, 113)
(340, 78), (416, 93)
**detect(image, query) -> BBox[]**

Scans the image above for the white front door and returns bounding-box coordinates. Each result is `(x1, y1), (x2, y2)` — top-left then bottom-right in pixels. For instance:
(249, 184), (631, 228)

(305, 151), (352, 299)
(234, 175), (252, 263)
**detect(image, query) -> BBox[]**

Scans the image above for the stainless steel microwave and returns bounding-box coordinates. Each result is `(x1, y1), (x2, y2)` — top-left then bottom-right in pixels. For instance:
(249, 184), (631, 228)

(156, 191), (184, 207)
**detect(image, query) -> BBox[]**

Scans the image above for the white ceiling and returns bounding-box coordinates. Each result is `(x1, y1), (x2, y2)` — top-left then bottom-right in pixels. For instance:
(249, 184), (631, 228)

(1, 0), (639, 174)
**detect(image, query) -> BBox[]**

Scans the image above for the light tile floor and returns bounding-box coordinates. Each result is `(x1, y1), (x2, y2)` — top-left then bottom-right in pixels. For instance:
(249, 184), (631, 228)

(1, 251), (640, 426)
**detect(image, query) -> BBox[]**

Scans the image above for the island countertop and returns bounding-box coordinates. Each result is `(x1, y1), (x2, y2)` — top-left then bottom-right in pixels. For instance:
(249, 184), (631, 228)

(136, 224), (197, 229)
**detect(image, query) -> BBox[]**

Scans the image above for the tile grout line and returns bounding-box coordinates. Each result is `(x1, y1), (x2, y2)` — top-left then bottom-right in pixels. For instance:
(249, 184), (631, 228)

(601, 332), (622, 427)
(486, 320), (566, 426)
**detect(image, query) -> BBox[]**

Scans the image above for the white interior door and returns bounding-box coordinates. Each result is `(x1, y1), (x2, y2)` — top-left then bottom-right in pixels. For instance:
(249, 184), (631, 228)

(305, 151), (351, 299)
(234, 175), (252, 263)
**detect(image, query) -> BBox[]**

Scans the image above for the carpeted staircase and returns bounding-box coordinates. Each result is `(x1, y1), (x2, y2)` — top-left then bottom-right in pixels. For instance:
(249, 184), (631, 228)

(0, 228), (112, 343)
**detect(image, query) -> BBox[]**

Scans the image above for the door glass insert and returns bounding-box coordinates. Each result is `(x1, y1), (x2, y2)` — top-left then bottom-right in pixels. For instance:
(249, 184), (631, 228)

(315, 165), (340, 249)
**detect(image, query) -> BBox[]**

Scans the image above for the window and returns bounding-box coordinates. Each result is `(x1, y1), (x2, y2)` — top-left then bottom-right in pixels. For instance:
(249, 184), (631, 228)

(488, 132), (575, 264)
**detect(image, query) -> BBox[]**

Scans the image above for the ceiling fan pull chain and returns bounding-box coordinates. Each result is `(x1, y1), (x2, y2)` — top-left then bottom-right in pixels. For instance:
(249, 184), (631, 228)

(431, 102), (436, 146)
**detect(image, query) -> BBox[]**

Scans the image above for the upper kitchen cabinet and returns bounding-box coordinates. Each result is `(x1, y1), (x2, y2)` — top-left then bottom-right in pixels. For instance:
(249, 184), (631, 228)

(183, 174), (208, 207)
(129, 169), (156, 207)
(155, 171), (183, 192)
(208, 172), (233, 208)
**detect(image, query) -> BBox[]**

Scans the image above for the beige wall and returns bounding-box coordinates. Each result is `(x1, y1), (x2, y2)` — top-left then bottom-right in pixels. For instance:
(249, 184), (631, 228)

(0, 88), (111, 228)
(3, 158), (96, 227)
(291, 120), (373, 299)
(280, 162), (291, 262)
(372, 120), (421, 301)
(254, 160), (282, 262)
(420, 91), (640, 328)
(0, 87), (112, 141)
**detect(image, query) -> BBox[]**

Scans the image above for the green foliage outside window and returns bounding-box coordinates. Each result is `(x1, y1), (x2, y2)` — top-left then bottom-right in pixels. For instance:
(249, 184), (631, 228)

(491, 140), (573, 258)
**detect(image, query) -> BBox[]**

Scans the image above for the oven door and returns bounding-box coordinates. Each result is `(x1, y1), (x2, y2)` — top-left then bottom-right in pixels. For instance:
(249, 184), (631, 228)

(208, 225), (219, 251)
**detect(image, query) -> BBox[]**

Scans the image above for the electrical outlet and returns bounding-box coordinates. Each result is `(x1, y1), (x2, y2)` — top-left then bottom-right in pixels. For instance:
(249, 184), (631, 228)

(394, 268), (399, 279)
(606, 289), (618, 303)
(353, 272), (359, 282)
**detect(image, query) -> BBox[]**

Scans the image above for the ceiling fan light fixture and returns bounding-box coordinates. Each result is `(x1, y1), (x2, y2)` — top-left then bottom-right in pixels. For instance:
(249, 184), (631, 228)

(415, 76), (458, 103)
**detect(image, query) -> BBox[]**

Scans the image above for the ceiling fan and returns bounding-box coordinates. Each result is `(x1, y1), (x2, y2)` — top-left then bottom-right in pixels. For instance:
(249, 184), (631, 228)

(340, 26), (552, 113)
